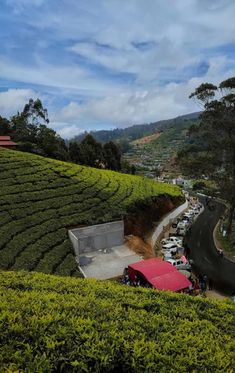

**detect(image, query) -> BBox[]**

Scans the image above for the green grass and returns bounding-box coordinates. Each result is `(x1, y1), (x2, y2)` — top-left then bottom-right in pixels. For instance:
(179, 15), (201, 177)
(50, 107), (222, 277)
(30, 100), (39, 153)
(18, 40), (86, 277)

(0, 149), (181, 277)
(0, 270), (234, 372)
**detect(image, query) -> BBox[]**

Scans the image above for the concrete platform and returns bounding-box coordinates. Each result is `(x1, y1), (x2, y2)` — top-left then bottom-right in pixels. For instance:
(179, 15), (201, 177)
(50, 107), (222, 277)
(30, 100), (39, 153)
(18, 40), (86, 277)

(78, 244), (142, 280)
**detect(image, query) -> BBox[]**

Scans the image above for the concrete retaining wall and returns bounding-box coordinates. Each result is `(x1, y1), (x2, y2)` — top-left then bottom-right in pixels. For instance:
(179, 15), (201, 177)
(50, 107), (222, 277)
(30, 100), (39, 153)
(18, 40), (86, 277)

(151, 200), (188, 246)
(69, 221), (124, 256)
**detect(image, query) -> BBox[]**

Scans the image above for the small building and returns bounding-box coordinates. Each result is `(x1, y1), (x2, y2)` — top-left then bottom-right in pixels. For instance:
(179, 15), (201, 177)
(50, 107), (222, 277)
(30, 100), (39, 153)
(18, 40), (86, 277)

(0, 136), (18, 148)
(69, 221), (125, 256)
(128, 258), (191, 292)
(68, 221), (142, 279)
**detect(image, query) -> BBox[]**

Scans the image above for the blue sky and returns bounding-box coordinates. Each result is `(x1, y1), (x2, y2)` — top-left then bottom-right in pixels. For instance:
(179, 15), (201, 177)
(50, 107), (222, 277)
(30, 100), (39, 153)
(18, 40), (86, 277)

(0, 0), (235, 138)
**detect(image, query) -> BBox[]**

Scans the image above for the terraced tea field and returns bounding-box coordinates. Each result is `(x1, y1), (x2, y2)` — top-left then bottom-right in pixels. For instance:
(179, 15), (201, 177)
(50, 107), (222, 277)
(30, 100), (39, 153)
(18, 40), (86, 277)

(0, 149), (181, 276)
(1, 271), (235, 371)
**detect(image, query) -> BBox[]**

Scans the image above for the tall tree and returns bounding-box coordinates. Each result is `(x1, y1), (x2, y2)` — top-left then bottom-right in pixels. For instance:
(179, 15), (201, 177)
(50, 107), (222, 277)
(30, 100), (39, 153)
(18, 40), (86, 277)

(8, 98), (69, 160)
(79, 134), (105, 168)
(69, 141), (82, 163)
(103, 141), (121, 171)
(178, 77), (235, 236)
(0, 116), (11, 135)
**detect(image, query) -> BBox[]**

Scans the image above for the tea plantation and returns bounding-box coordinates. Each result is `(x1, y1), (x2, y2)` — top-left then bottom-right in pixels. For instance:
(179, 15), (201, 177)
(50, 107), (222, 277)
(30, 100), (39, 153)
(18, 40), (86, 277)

(0, 270), (234, 372)
(0, 149), (181, 277)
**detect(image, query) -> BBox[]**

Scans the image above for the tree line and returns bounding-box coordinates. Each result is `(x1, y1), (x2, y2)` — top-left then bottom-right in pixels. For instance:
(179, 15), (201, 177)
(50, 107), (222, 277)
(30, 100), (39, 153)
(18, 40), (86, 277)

(178, 77), (235, 238)
(0, 98), (135, 173)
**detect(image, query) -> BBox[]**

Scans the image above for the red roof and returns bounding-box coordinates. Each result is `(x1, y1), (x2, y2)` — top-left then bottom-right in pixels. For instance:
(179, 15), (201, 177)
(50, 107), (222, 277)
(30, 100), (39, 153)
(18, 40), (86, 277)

(128, 258), (191, 292)
(0, 136), (17, 146)
(0, 136), (11, 140)
(0, 141), (17, 146)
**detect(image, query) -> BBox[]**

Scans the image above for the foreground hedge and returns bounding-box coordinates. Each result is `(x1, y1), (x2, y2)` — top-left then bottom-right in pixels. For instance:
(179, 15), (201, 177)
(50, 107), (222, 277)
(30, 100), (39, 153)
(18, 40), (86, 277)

(0, 271), (234, 372)
(0, 149), (181, 277)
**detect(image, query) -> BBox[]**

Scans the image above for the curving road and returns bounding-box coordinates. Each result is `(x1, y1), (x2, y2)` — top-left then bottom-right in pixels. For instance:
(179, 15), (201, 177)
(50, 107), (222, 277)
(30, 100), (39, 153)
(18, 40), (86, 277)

(184, 196), (235, 295)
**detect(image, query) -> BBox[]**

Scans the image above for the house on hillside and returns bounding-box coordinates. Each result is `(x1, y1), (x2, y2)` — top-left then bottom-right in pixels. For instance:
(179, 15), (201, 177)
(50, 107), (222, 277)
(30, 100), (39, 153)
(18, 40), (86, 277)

(0, 136), (18, 149)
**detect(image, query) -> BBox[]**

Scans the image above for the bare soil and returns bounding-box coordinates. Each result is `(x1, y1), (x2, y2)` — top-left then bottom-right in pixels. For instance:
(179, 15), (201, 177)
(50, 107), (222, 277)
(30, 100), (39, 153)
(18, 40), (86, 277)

(125, 236), (154, 259)
(131, 132), (161, 145)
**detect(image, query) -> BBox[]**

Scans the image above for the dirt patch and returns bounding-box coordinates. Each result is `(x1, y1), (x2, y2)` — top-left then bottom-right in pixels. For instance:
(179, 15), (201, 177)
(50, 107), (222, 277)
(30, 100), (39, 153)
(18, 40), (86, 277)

(124, 195), (183, 259)
(205, 290), (228, 301)
(125, 236), (154, 259)
(131, 132), (161, 146)
(124, 196), (179, 237)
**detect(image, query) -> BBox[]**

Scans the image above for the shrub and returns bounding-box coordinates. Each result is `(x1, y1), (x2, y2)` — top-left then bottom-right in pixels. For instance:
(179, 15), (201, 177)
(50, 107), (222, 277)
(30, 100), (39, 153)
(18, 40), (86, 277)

(0, 271), (234, 372)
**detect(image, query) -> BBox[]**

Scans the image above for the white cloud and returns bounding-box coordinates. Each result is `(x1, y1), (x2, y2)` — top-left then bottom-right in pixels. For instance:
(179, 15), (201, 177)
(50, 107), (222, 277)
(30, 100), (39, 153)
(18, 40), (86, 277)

(52, 54), (235, 137)
(8, 0), (235, 85)
(53, 86), (193, 132)
(0, 88), (39, 117)
(0, 58), (125, 97)
(68, 40), (196, 83)
(6, 0), (46, 13)
(51, 122), (83, 139)
(1, 0), (235, 137)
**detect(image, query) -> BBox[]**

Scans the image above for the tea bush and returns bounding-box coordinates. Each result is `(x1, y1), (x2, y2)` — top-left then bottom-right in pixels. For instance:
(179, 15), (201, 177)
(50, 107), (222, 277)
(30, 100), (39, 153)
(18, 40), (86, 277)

(0, 149), (181, 277)
(0, 271), (234, 372)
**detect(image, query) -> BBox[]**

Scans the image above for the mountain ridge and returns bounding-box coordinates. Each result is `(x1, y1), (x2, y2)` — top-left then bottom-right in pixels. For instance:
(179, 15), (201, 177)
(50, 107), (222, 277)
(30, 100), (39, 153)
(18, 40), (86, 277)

(71, 112), (200, 144)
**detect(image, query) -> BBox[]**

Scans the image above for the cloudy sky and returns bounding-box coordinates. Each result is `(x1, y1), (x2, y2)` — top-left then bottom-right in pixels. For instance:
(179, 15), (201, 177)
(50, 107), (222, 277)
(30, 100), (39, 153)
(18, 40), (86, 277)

(1, 0), (235, 138)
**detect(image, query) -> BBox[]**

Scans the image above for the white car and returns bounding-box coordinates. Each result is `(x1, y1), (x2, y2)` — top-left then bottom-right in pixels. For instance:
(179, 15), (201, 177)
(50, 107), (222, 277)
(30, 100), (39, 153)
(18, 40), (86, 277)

(162, 247), (178, 257)
(162, 251), (174, 260)
(184, 212), (194, 219)
(166, 258), (191, 271)
(176, 222), (189, 236)
(188, 209), (196, 215)
(162, 242), (180, 250)
(161, 236), (183, 246)
(177, 221), (189, 229)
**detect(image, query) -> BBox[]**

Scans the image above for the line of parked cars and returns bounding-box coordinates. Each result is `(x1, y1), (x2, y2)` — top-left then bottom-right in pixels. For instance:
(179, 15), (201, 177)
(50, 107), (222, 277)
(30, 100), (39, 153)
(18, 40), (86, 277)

(160, 201), (203, 272)
(174, 202), (202, 236)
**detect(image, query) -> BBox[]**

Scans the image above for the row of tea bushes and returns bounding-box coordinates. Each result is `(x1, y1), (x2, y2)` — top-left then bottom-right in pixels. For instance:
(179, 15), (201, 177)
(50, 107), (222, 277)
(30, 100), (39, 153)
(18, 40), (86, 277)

(0, 270), (234, 372)
(0, 149), (181, 276)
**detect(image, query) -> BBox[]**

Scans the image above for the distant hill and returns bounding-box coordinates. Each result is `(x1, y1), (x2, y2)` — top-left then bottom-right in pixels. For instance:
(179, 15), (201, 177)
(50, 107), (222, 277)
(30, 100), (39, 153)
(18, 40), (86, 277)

(71, 112), (200, 144)
(0, 149), (181, 277)
(120, 114), (199, 176)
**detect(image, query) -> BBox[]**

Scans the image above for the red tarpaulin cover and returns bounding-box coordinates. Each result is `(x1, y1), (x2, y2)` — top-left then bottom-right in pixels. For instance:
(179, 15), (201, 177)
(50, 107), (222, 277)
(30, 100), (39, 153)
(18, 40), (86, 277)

(128, 258), (191, 292)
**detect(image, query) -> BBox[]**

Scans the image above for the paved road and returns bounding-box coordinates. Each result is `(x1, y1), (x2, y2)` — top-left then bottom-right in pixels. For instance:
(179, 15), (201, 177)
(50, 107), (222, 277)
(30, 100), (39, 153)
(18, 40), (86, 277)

(185, 197), (235, 295)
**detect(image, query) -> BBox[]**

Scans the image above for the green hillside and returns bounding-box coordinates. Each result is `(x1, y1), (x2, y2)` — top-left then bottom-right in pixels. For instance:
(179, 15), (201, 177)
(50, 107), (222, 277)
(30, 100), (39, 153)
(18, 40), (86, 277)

(0, 149), (181, 277)
(124, 119), (197, 175)
(0, 270), (234, 372)
(72, 112), (199, 144)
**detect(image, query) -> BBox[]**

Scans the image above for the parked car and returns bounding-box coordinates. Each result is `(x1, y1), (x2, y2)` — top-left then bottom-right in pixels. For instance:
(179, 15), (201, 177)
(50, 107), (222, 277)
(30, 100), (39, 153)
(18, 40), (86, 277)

(188, 209), (196, 215)
(161, 236), (183, 246)
(176, 246), (185, 255)
(162, 251), (174, 260)
(162, 242), (180, 251)
(184, 212), (194, 219)
(171, 218), (180, 228)
(166, 258), (191, 271)
(181, 214), (190, 221)
(177, 220), (189, 229)
(181, 215), (193, 224)
(176, 221), (189, 236)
